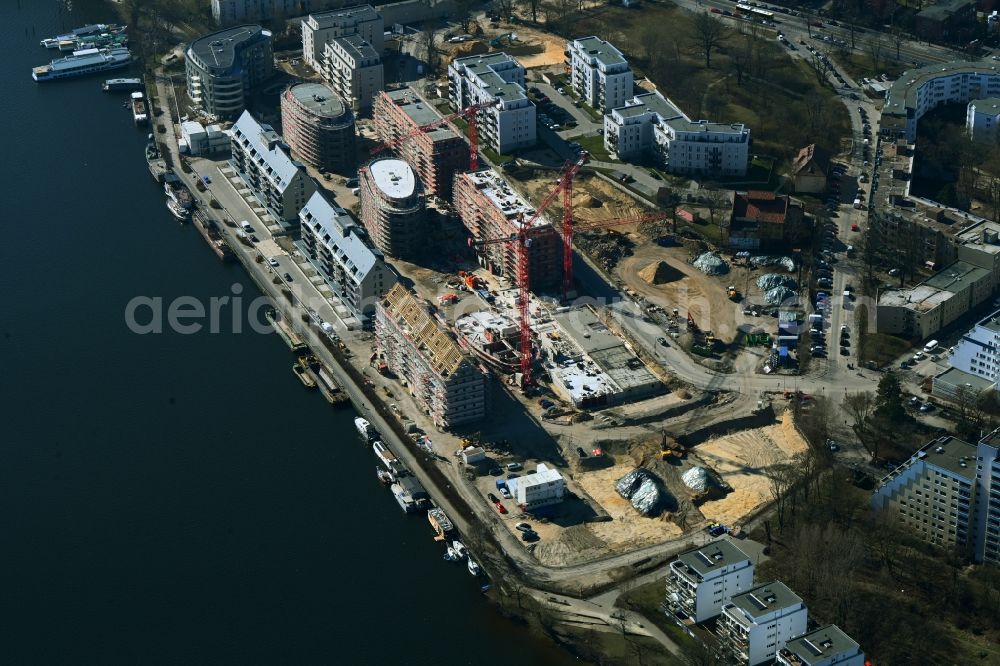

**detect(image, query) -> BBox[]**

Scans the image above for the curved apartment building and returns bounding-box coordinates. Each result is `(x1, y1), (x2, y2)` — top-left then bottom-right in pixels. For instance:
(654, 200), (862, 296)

(359, 158), (426, 259)
(280, 82), (356, 174)
(186, 25), (273, 120)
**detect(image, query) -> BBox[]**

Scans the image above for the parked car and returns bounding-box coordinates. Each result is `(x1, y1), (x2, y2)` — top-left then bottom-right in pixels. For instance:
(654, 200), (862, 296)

(576, 446), (588, 458)
(283, 272), (293, 281)
(267, 257), (279, 267)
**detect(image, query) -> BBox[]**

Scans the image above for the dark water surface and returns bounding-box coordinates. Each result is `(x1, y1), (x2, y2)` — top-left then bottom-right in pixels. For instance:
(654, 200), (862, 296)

(0, 2), (578, 663)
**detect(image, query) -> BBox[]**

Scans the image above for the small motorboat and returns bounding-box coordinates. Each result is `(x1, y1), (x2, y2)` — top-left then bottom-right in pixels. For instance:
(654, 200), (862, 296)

(376, 467), (394, 485)
(452, 540), (468, 559)
(443, 547), (459, 562)
(467, 559), (482, 576)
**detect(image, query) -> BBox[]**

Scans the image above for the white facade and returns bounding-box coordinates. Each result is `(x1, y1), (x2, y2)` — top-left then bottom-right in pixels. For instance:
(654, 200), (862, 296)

(720, 582), (808, 666)
(948, 307), (1000, 388)
(973, 432), (1000, 565)
(605, 91), (750, 177)
(569, 36), (633, 112)
(882, 61), (1000, 141)
(323, 33), (383, 111)
(777, 625), (865, 666)
(180, 121), (230, 156)
(967, 97), (1000, 144)
(510, 463), (565, 509)
(229, 111), (317, 225)
(665, 540), (755, 623)
(449, 52), (536, 154)
(298, 191), (397, 318)
(301, 5), (383, 72)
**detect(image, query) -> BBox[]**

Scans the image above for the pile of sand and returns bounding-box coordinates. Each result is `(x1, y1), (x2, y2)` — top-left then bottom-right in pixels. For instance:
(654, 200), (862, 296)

(583, 195), (603, 208)
(638, 261), (682, 285)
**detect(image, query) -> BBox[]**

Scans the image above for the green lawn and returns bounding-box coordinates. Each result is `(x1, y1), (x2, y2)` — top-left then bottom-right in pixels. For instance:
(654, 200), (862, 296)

(860, 332), (912, 366)
(617, 577), (699, 650)
(568, 133), (612, 162)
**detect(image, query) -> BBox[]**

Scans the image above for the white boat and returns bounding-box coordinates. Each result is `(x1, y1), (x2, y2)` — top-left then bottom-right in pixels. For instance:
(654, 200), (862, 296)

(452, 540), (468, 559)
(443, 547), (459, 561)
(166, 198), (189, 221)
(467, 558), (482, 576)
(32, 47), (130, 82)
(354, 417), (375, 439)
(131, 91), (148, 124)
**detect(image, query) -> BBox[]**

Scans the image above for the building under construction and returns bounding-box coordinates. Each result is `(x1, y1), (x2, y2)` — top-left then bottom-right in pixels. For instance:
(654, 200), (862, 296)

(376, 284), (487, 429)
(454, 169), (561, 291)
(359, 158), (426, 260)
(280, 82), (356, 174)
(373, 88), (467, 198)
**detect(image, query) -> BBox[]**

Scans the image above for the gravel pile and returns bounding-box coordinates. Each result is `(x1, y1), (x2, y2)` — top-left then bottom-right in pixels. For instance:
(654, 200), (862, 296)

(692, 252), (729, 275)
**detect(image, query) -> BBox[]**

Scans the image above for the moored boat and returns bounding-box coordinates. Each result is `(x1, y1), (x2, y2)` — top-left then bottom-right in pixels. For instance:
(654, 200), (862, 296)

(452, 540), (468, 559)
(32, 47), (131, 82)
(355, 417), (379, 441)
(103, 77), (142, 92)
(191, 210), (234, 262)
(376, 467), (394, 485)
(292, 362), (317, 389)
(443, 547), (459, 562)
(467, 558), (482, 576)
(166, 198), (189, 221)
(131, 91), (148, 124)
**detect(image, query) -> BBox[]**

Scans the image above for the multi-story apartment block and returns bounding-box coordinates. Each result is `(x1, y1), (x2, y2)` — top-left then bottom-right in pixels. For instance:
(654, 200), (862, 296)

(213, 0), (351, 25)
(376, 284), (487, 429)
(454, 169), (561, 291)
(373, 88), (468, 198)
(665, 539), (755, 623)
(185, 25), (273, 120)
(604, 91), (750, 177)
(280, 82), (356, 174)
(946, 307), (1000, 388)
(298, 191), (397, 319)
(719, 582), (808, 666)
(230, 111), (317, 226)
(359, 158), (426, 259)
(872, 431), (1000, 565)
(301, 5), (382, 71)
(876, 260), (994, 339)
(323, 32), (383, 111)
(568, 36), (633, 112)
(449, 52), (536, 154)
(777, 625), (865, 666)
(967, 97), (1000, 144)
(881, 61), (1000, 142)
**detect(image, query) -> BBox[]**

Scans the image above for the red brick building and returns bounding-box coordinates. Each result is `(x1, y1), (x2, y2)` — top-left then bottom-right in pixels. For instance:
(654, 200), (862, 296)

(372, 87), (468, 199)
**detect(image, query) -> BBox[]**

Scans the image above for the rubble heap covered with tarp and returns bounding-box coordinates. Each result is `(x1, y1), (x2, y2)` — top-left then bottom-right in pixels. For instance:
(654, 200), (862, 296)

(750, 255), (795, 272)
(693, 252), (729, 275)
(616, 468), (669, 516)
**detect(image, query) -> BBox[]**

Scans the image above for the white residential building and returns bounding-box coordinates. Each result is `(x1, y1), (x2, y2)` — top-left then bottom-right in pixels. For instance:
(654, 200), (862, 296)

(449, 52), (536, 154)
(179, 121), (230, 156)
(947, 307), (1000, 387)
(507, 463), (565, 509)
(298, 191), (397, 319)
(230, 111), (317, 226)
(301, 5), (383, 72)
(604, 91), (750, 177)
(881, 60), (1000, 141)
(665, 539), (755, 623)
(568, 36), (633, 112)
(967, 97), (1000, 144)
(719, 582), (808, 666)
(777, 625), (865, 666)
(323, 33), (383, 111)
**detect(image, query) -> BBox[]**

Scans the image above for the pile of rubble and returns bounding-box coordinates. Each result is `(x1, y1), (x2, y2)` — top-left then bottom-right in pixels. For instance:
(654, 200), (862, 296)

(692, 252), (729, 275)
(575, 230), (634, 270)
(757, 273), (798, 306)
(615, 468), (671, 516)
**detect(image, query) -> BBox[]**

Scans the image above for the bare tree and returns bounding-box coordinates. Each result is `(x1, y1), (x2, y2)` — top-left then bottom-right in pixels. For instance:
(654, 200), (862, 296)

(495, 0), (518, 21)
(868, 34), (884, 74)
(527, 0), (542, 22)
(691, 12), (729, 69)
(421, 21), (442, 73)
(639, 23), (661, 63)
(844, 391), (879, 460)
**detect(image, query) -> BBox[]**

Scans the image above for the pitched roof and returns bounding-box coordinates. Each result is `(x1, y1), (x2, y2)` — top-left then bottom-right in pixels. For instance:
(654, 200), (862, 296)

(733, 191), (789, 224)
(380, 284), (467, 377)
(790, 144), (829, 178)
(231, 111), (304, 190)
(299, 191), (383, 280)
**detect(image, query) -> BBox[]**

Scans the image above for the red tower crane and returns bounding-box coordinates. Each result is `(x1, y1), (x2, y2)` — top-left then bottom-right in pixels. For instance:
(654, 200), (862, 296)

(470, 152), (589, 387)
(369, 100), (497, 171)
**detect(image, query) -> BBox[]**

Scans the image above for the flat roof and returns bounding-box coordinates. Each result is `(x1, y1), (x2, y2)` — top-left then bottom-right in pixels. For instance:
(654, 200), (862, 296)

(288, 82), (348, 118)
(884, 60), (1000, 119)
(781, 625), (861, 665)
(975, 307), (1000, 334)
(463, 169), (536, 222)
(307, 4), (379, 27)
(453, 52), (529, 102)
(954, 219), (1000, 255)
(908, 434), (978, 480)
(934, 366), (996, 392)
(384, 88), (458, 141)
(572, 36), (627, 67)
(611, 91), (686, 121)
(922, 260), (990, 292)
(369, 159), (416, 199)
(727, 582), (803, 622)
(333, 33), (378, 60)
(518, 462), (564, 489)
(879, 285), (953, 311)
(673, 540), (751, 579)
(188, 25), (268, 71)
(970, 97), (1000, 113)
(552, 307), (662, 395)
(918, 0), (974, 20)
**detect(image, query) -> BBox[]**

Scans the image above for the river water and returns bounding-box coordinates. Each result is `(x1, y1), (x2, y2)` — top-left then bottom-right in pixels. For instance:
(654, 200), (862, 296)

(0, 2), (578, 662)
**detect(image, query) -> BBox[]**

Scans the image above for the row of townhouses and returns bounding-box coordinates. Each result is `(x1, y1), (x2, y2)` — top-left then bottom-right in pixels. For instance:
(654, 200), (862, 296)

(665, 539), (865, 665)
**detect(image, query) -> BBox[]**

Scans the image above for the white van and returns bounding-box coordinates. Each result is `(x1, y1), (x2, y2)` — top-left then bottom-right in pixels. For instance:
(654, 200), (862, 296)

(240, 220), (253, 233)
(923, 339), (939, 353)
